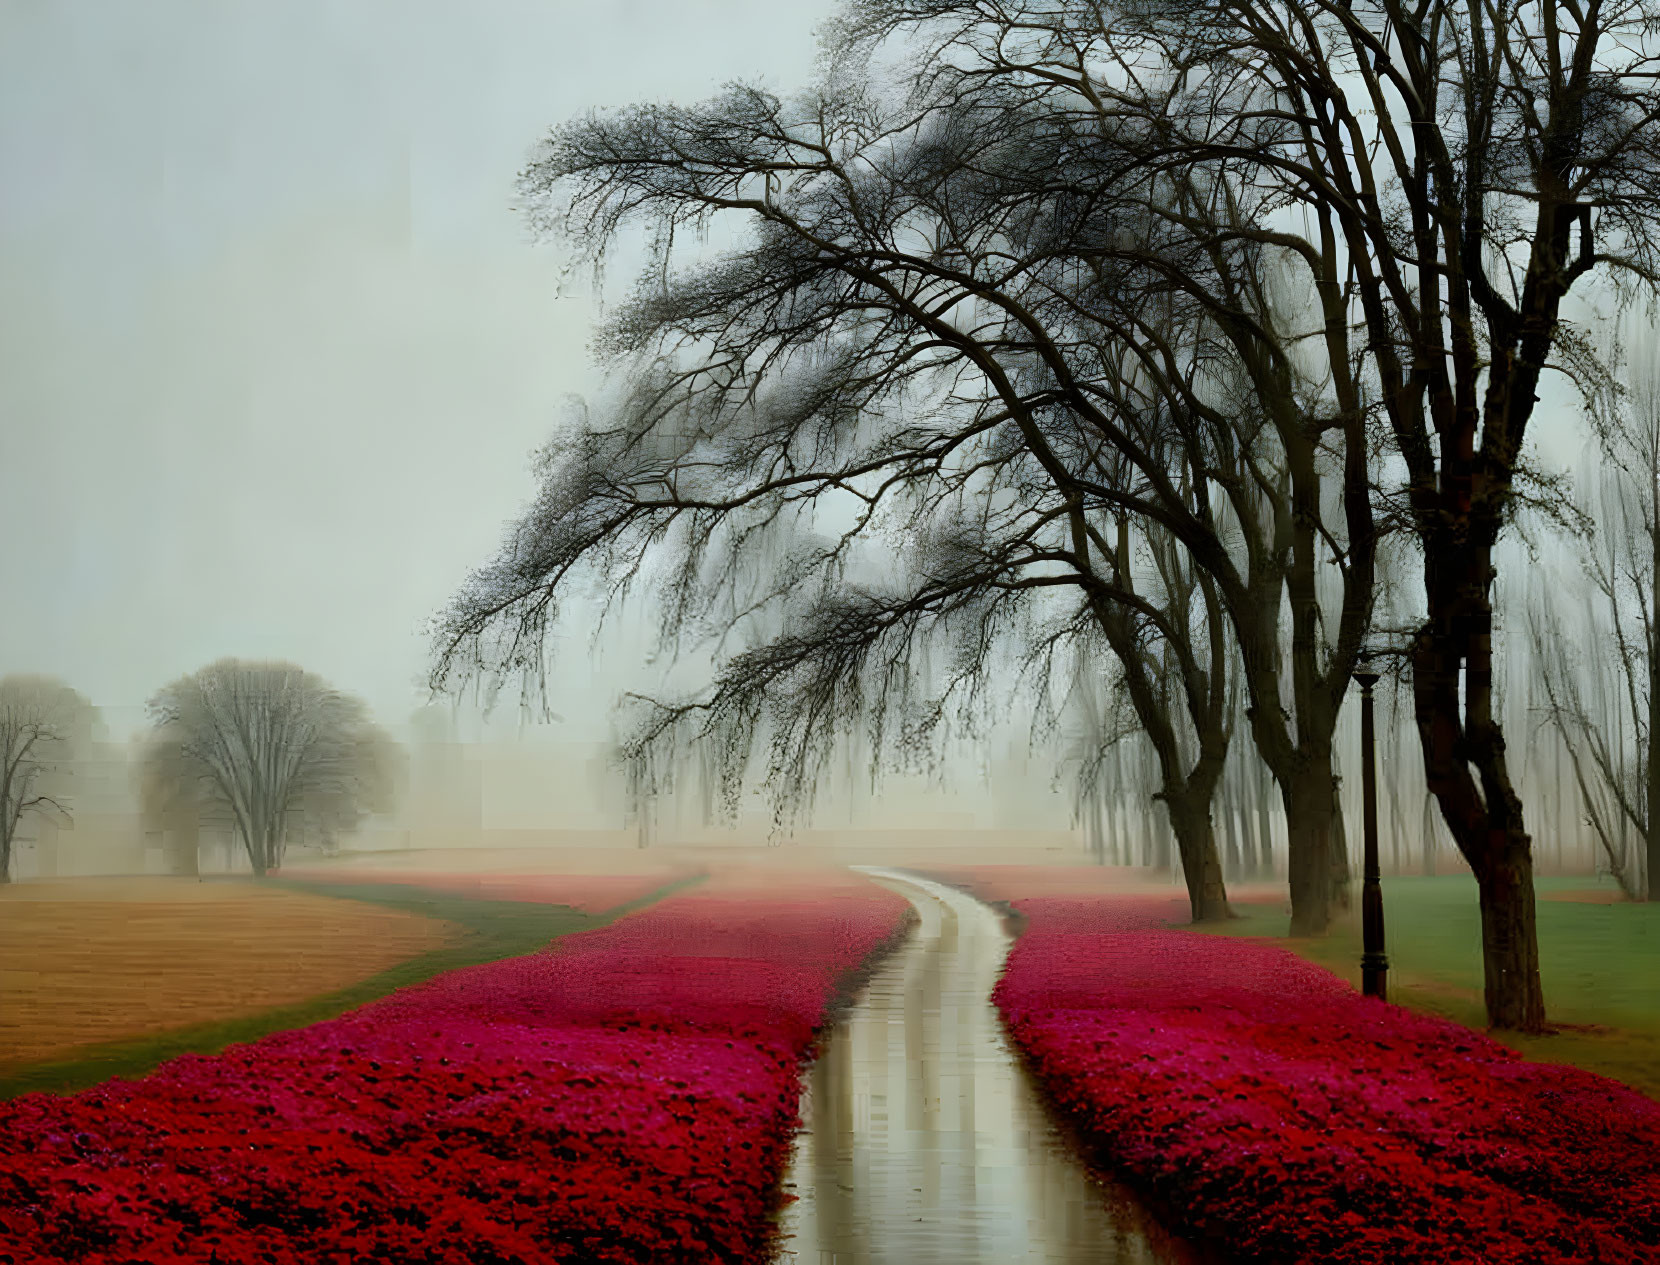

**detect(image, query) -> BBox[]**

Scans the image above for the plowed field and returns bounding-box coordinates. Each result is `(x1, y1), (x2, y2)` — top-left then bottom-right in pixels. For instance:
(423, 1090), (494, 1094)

(0, 878), (456, 1070)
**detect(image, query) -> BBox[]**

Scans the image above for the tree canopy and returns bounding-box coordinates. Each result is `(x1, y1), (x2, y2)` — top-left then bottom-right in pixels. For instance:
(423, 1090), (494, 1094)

(142, 659), (398, 876)
(435, 0), (1660, 1028)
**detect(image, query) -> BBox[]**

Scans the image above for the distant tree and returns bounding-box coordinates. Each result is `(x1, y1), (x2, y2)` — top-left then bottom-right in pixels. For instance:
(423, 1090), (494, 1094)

(141, 660), (398, 876)
(0, 676), (94, 882)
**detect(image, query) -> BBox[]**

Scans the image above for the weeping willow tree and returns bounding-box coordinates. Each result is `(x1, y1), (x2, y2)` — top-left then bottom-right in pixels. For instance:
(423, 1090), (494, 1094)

(431, 42), (1377, 931)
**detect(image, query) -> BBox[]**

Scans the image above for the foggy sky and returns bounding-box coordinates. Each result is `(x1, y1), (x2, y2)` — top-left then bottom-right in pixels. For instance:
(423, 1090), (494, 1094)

(0, 1), (835, 740)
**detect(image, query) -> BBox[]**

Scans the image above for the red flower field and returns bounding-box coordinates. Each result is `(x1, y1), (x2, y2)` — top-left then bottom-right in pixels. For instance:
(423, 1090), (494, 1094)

(929, 866), (1660, 1265)
(0, 869), (910, 1264)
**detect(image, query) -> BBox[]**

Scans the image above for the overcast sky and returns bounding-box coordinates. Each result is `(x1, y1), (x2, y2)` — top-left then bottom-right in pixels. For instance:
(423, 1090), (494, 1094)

(0, 0), (839, 738)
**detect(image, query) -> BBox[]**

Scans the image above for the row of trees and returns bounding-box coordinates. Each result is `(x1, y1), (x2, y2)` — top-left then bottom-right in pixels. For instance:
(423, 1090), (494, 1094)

(1532, 333), (1660, 901)
(0, 660), (396, 881)
(434, 0), (1660, 1031)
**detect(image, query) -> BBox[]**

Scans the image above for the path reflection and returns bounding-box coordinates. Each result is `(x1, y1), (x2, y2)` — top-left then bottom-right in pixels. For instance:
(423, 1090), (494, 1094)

(774, 869), (1195, 1265)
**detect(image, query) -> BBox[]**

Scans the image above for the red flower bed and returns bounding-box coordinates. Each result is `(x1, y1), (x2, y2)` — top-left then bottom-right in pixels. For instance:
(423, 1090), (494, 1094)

(274, 867), (699, 914)
(927, 868), (1660, 1264)
(0, 869), (910, 1264)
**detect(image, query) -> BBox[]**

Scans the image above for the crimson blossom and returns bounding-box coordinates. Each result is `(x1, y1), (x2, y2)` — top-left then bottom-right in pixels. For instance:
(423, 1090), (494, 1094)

(932, 868), (1660, 1265)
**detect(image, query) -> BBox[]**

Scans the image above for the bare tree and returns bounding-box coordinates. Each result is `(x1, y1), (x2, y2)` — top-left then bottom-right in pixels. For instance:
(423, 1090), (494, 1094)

(848, 0), (1660, 1029)
(434, 40), (1379, 929)
(1532, 324), (1660, 899)
(821, 3), (1385, 937)
(0, 676), (93, 883)
(142, 660), (398, 876)
(1060, 509), (1238, 918)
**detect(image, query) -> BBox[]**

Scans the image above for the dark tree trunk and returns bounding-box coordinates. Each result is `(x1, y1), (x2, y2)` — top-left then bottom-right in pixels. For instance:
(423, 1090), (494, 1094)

(1329, 781), (1353, 909)
(1284, 765), (1335, 935)
(1647, 813), (1659, 901)
(1152, 802), (1172, 872)
(1477, 847), (1546, 1031)
(1647, 533), (1660, 900)
(1414, 546), (1547, 1030)
(1165, 792), (1231, 923)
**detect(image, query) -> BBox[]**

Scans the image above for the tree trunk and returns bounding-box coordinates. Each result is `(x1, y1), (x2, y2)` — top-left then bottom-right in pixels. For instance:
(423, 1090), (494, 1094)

(1648, 822), (1659, 903)
(1647, 506), (1660, 900)
(1477, 845), (1546, 1030)
(1255, 763), (1276, 878)
(1148, 789), (1170, 871)
(1646, 539), (1660, 900)
(242, 825), (267, 877)
(1284, 765), (1334, 936)
(1164, 792), (1231, 923)
(1329, 780), (1353, 909)
(1414, 551), (1547, 1031)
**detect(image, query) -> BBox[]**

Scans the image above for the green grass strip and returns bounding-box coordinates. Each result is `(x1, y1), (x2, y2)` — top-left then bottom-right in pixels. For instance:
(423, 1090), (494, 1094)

(0, 870), (703, 1101)
(1197, 874), (1660, 1098)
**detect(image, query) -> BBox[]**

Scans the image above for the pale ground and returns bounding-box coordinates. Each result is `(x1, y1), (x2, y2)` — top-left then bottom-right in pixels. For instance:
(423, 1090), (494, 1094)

(0, 877), (457, 1070)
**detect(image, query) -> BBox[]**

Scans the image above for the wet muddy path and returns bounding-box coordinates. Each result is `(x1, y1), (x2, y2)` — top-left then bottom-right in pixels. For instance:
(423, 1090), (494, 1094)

(774, 869), (1192, 1264)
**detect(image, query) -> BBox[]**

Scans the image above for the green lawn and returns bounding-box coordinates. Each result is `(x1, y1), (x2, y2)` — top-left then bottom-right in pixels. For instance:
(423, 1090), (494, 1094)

(1200, 875), (1660, 1098)
(0, 872), (699, 1100)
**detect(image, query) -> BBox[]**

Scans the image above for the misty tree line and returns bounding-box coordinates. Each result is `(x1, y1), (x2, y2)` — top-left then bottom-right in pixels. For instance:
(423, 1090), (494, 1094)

(434, 0), (1660, 1033)
(1068, 585), (1649, 890)
(0, 661), (396, 882)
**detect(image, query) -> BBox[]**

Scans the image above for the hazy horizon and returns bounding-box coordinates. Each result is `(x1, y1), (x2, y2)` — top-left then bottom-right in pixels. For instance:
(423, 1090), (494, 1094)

(1, 0), (837, 734)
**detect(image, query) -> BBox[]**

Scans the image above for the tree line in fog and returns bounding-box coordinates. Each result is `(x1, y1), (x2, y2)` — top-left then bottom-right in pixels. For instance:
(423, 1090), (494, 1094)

(0, 661), (396, 882)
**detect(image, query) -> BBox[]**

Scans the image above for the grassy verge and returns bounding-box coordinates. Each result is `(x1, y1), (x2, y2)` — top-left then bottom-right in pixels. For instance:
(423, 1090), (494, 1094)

(1197, 875), (1660, 1098)
(0, 872), (701, 1101)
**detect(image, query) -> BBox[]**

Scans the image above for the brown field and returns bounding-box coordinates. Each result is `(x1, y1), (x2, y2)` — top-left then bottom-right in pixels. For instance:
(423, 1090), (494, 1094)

(0, 878), (458, 1070)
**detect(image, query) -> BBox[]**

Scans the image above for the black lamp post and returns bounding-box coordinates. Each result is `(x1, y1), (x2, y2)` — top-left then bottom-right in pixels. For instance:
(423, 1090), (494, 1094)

(1354, 667), (1388, 1000)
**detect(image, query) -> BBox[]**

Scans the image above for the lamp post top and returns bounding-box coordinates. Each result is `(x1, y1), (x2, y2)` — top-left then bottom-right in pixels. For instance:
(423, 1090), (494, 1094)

(1353, 669), (1380, 689)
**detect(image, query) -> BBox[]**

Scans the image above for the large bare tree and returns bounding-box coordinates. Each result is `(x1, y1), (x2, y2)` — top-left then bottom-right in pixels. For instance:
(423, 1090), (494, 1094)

(434, 45), (1376, 933)
(0, 676), (93, 883)
(432, 57), (1384, 924)
(844, 0), (1660, 1028)
(142, 660), (397, 876)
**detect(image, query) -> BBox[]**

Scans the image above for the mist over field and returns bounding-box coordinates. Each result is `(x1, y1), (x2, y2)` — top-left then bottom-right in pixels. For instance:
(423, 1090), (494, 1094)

(0, 0), (1639, 887)
(4, 3), (1659, 1263)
